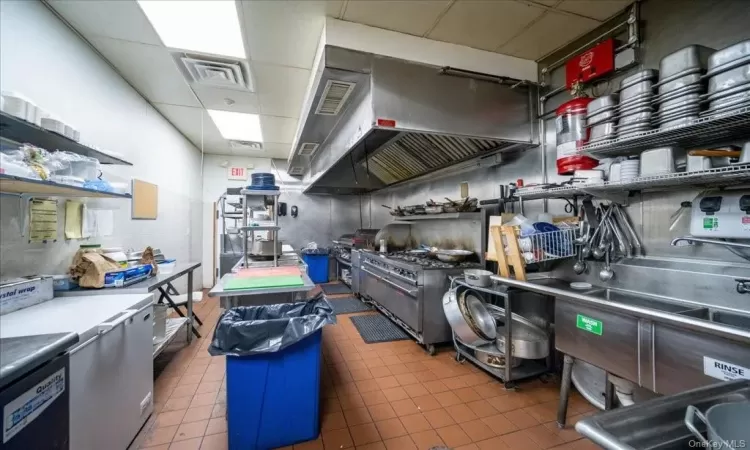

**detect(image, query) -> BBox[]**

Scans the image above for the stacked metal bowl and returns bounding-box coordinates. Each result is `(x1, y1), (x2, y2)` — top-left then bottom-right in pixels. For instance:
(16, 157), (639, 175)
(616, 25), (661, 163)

(586, 94), (618, 143)
(652, 45), (715, 130)
(700, 39), (750, 116)
(616, 69), (658, 138)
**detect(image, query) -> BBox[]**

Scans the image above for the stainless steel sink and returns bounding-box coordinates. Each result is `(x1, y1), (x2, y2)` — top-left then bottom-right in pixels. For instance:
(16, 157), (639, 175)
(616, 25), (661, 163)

(678, 307), (750, 331)
(582, 288), (697, 314)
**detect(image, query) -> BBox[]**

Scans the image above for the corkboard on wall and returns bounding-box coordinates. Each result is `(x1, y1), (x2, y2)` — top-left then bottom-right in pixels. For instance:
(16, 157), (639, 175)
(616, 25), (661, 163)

(131, 179), (158, 220)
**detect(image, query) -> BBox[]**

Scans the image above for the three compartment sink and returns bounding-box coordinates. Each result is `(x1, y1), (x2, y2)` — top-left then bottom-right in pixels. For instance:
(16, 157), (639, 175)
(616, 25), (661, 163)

(581, 287), (750, 331)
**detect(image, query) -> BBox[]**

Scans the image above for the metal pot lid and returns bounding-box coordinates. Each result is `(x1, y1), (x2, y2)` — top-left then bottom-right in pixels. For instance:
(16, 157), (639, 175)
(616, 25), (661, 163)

(463, 293), (496, 340)
(571, 360), (607, 410)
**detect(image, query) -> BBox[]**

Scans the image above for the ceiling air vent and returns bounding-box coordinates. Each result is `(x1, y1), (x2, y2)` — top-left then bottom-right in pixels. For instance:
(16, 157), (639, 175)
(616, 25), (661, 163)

(289, 166), (305, 176)
(230, 140), (263, 151)
(314, 80), (355, 116)
(175, 53), (253, 92)
(297, 142), (319, 156)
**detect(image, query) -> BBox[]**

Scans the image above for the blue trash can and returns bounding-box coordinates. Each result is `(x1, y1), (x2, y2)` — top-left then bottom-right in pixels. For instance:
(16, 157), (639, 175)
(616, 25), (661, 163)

(226, 329), (323, 449)
(301, 253), (329, 284)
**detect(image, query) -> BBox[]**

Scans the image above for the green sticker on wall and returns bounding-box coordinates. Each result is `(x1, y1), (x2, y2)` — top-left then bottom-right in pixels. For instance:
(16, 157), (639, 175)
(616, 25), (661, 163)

(576, 314), (603, 335)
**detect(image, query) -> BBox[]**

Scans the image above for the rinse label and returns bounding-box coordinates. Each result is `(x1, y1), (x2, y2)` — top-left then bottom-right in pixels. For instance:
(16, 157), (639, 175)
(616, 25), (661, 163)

(703, 357), (750, 381)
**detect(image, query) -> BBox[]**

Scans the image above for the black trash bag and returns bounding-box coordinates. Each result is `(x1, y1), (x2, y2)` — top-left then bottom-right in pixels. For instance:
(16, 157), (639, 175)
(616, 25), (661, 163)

(208, 292), (336, 356)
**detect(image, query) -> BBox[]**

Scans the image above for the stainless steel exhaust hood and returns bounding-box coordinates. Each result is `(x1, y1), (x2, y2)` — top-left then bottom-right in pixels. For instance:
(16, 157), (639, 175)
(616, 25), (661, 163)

(288, 46), (537, 194)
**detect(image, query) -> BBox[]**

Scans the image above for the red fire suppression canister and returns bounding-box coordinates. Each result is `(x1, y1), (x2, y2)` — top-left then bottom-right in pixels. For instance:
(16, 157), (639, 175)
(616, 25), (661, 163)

(555, 97), (598, 175)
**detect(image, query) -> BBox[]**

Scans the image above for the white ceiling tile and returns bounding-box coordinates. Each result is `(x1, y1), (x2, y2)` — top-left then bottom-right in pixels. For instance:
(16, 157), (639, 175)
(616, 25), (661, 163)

(153, 103), (229, 153)
(342, 0), (452, 37)
(428, 0), (546, 51)
(498, 11), (599, 60)
(232, 142), (291, 159)
(555, 0), (632, 21)
(48, 0), (162, 45)
(240, 1), (328, 69)
(260, 116), (298, 144)
(89, 37), (200, 107)
(254, 63), (311, 118)
(191, 85), (260, 114)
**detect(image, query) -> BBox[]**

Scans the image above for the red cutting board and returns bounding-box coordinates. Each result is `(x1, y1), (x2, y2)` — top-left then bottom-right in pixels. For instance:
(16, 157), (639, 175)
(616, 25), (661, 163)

(235, 266), (302, 278)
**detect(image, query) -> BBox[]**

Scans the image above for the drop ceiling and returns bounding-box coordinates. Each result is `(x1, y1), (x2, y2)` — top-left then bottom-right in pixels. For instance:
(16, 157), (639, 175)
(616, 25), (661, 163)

(47, 0), (630, 159)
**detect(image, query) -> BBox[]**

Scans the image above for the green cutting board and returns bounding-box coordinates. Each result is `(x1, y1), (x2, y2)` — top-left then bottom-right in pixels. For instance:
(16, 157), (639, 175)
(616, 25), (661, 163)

(223, 274), (304, 290)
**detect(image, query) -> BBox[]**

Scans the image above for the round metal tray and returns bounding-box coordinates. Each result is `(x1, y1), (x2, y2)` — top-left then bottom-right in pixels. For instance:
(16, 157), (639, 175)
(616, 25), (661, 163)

(485, 304), (550, 360)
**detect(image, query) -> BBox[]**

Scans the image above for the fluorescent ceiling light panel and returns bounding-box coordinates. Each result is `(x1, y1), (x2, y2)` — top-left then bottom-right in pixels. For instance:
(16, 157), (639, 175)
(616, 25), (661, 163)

(138, 0), (245, 58)
(207, 110), (263, 142)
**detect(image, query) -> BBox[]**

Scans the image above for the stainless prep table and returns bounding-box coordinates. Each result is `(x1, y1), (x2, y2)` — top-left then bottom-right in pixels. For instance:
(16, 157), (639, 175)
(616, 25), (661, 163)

(489, 274), (750, 427)
(56, 261), (202, 342)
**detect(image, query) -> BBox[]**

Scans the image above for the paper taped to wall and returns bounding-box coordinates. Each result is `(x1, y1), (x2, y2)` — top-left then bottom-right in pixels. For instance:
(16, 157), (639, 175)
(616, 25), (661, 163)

(65, 200), (83, 239)
(29, 199), (57, 243)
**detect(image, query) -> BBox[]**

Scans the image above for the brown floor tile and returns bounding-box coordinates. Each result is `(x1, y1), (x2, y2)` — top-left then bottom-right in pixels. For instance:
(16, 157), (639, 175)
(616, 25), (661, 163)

(195, 381), (221, 394)
(368, 403), (398, 421)
(369, 366), (393, 378)
(156, 410), (187, 428)
(386, 364), (411, 375)
(171, 384), (200, 399)
(527, 424), (566, 448)
(143, 425), (179, 446)
(294, 436), (324, 450)
(383, 435), (417, 450)
(204, 418), (227, 436)
(189, 392), (218, 408)
(356, 379), (382, 394)
(542, 421), (582, 443)
(347, 360), (369, 372)
(322, 428), (354, 450)
(200, 432), (228, 450)
(399, 414), (432, 434)
(182, 406), (214, 423)
(163, 396), (192, 412)
(381, 355), (402, 365)
(411, 394), (441, 412)
(476, 436), (510, 450)
(473, 383), (507, 399)
(210, 403), (226, 419)
(453, 387), (482, 403)
(351, 368), (374, 381)
(382, 387), (410, 402)
(402, 384), (429, 399)
(322, 411), (348, 431)
(422, 408), (456, 429)
(375, 376), (401, 390)
(422, 380), (449, 394)
(459, 419), (496, 442)
(390, 398), (419, 417)
(456, 444), (480, 450)
(445, 403), (479, 423)
(524, 401), (559, 423)
(442, 376), (469, 390)
(344, 406), (373, 426)
(413, 370), (438, 382)
(436, 424), (472, 447)
(504, 409), (540, 429)
(364, 357), (386, 368)
(340, 393), (367, 410)
(350, 423), (382, 446)
(394, 373), (419, 386)
(375, 418), (408, 440)
(502, 429), (541, 450)
(403, 362), (427, 372)
(142, 445), (170, 450)
(361, 390), (390, 407)
(169, 437), (203, 450)
(466, 399), (499, 419)
(480, 413), (519, 436)
(409, 430), (443, 449)
(173, 419), (208, 442)
(433, 391), (462, 408)
(356, 441), (386, 450)
(181, 373), (205, 385)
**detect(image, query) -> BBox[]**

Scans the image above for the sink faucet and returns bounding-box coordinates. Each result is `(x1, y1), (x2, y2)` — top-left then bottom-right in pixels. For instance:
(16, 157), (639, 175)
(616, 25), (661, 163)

(671, 236), (750, 249)
(738, 279), (750, 295)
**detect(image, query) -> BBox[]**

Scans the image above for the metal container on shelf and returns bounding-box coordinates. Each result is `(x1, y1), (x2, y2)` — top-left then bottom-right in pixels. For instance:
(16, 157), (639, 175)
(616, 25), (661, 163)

(707, 39), (750, 73)
(590, 122), (617, 141)
(487, 304), (549, 360)
(587, 95), (619, 116)
(654, 70), (703, 94)
(620, 80), (654, 102)
(619, 69), (658, 91)
(659, 93), (701, 110)
(620, 110), (653, 126)
(586, 108), (617, 125)
(659, 45), (715, 80)
(708, 64), (750, 94)
(474, 349), (521, 369)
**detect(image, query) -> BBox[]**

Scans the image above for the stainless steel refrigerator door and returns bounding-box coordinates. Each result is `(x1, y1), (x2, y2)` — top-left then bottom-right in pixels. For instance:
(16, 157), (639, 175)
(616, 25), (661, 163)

(69, 304), (154, 450)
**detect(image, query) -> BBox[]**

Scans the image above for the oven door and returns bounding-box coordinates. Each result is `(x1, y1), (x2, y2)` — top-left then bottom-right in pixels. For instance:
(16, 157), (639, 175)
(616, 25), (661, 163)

(361, 266), (421, 332)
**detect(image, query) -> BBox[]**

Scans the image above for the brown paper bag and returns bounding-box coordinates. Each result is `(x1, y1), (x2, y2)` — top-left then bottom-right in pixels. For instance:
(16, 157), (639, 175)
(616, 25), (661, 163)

(71, 252), (121, 288)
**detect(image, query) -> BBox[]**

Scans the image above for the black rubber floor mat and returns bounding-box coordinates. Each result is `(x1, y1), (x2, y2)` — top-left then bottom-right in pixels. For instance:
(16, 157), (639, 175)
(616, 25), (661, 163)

(329, 297), (372, 315)
(321, 283), (351, 295)
(350, 314), (410, 344)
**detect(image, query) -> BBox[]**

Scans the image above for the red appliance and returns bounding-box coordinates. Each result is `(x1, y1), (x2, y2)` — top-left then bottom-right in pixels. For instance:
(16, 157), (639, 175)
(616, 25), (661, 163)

(565, 39), (615, 89)
(555, 97), (598, 175)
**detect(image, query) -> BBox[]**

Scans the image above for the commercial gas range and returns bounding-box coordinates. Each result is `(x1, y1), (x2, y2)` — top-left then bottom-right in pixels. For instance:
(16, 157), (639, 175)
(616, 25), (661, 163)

(357, 250), (481, 354)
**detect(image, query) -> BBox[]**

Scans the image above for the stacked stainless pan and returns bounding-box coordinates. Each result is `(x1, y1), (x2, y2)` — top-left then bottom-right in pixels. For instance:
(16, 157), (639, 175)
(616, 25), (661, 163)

(700, 39), (750, 116)
(586, 94), (618, 143)
(652, 45), (715, 129)
(617, 69), (657, 138)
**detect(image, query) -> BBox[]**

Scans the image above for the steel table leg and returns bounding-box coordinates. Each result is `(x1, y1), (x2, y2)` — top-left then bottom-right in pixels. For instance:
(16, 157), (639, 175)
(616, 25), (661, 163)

(557, 354), (574, 428)
(187, 270), (194, 343)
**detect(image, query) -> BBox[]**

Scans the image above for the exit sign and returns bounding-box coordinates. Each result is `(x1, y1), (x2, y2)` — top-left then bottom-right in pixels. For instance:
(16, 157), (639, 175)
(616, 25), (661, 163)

(227, 167), (247, 181)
